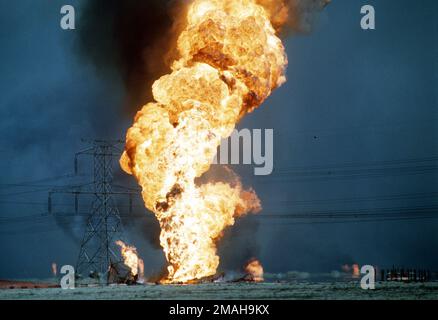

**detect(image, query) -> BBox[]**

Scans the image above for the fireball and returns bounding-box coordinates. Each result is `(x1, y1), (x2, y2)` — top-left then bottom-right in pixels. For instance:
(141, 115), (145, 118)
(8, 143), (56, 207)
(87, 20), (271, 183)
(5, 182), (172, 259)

(116, 240), (139, 276)
(245, 259), (264, 282)
(121, 0), (288, 283)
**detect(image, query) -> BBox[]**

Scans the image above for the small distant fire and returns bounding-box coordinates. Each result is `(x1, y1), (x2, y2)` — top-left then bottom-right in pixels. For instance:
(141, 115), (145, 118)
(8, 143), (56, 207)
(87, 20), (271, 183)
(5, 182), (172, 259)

(51, 262), (57, 277)
(116, 240), (140, 276)
(341, 264), (351, 273)
(245, 259), (264, 282)
(137, 258), (145, 284)
(352, 264), (360, 278)
(341, 263), (360, 278)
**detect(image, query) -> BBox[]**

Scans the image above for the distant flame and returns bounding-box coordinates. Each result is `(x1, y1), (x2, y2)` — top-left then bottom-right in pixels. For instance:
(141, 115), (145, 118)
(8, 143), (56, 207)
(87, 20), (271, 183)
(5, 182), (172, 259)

(116, 240), (139, 276)
(138, 258), (145, 284)
(51, 262), (57, 277)
(352, 264), (360, 278)
(121, 0), (288, 283)
(342, 263), (361, 278)
(245, 259), (264, 282)
(341, 264), (351, 273)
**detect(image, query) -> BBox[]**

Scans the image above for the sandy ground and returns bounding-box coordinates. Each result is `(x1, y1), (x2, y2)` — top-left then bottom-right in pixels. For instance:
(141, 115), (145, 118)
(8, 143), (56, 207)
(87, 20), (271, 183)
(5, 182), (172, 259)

(1, 281), (438, 300)
(0, 280), (59, 290)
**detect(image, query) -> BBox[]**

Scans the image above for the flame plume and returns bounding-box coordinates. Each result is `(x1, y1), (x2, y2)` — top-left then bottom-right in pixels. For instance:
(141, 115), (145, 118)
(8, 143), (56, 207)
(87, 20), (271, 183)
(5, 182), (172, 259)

(245, 259), (264, 282)
(116, 240), (139, 276)
(121, 0), (288, 283)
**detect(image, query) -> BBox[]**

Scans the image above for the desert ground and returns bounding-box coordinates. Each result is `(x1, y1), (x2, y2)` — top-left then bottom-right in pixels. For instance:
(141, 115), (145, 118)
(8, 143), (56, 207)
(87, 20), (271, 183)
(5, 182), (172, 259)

(1, 281), (438, 300)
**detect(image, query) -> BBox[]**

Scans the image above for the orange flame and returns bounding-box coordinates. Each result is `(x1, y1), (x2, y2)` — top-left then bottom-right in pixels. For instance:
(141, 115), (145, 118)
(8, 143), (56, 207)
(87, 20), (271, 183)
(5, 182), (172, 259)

(51, 262), (57, 277)
(138, 258), (145, 283)
(120, 0), (288, 283)
(352, 263), (360, 278)
(116, 240), (139, 276)
(245, 259), (264, 282)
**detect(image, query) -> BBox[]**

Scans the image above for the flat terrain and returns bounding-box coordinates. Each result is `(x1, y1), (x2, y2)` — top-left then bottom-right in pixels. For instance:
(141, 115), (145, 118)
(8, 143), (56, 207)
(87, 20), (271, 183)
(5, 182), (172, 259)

(1, 281), (438, 300)
(0, 280), (58, 290)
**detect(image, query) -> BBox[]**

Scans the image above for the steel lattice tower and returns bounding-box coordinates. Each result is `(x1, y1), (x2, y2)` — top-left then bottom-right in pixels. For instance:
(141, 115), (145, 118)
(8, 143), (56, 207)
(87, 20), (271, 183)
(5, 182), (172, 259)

(75, 140), (125, 284)
(48, 139), (141, 284)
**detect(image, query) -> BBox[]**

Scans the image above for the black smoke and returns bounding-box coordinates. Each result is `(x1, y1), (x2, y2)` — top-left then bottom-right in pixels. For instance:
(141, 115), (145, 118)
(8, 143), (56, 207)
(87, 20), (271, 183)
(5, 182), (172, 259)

(286, 0), (330, 33)
(76, 0), (183, 114)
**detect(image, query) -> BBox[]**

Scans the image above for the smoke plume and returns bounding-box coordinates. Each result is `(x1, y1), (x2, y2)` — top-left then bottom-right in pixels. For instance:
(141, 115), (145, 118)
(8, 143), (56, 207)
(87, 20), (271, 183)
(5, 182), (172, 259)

(76, 0), (182, 113)
(258, 0), (330, 34)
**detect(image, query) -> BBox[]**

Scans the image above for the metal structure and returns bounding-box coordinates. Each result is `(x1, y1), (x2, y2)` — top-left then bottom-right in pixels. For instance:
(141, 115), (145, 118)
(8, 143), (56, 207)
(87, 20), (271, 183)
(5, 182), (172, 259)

(49, 139), (140, 284)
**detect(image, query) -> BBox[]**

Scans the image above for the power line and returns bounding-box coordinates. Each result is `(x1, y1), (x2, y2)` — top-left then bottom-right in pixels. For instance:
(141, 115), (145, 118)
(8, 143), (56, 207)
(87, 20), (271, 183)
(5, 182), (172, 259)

(1, 155), (437, 236)
(1, 212), (436, 236)
(1, 190), (437, 213)
(0, 173), (85, 189)
(261, 215), (438, 226)
(261, 205), (438, 218)
(2, 206), (437, 225)
(0, 182), (94, 198)
(254, 156), (438, 183)
(277, 156), (438, 171)
(264, 191), (438, 206)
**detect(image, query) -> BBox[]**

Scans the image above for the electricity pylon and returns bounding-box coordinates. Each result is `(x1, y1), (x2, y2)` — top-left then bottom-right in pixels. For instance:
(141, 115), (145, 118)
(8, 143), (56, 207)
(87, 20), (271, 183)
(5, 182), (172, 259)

(49, 139), (140, 284)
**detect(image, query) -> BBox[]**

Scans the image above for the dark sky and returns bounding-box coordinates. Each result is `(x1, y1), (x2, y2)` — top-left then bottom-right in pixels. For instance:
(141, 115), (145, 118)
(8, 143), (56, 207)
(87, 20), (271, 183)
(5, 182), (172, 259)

(0, 0), (437, 279)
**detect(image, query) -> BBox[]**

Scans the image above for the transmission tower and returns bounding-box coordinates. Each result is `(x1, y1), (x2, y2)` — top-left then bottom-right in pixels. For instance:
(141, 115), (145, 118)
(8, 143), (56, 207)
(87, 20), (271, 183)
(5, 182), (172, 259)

(49, 139), (140, 284)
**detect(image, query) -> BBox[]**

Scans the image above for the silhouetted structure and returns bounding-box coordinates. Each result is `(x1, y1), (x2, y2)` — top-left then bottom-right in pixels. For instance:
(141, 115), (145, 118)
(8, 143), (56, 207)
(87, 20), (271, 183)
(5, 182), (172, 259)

(380, 266), (432, 282)
(49, 140), (139, 285)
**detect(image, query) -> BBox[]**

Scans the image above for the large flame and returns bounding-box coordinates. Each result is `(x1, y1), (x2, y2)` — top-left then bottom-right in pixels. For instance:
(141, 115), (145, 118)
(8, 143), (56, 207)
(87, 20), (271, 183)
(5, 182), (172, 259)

(120, 0), (288, 283)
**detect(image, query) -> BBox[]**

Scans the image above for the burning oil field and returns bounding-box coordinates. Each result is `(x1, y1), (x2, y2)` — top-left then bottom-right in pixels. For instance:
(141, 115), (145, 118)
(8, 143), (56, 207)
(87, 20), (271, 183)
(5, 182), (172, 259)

(1, 0), (438, 308)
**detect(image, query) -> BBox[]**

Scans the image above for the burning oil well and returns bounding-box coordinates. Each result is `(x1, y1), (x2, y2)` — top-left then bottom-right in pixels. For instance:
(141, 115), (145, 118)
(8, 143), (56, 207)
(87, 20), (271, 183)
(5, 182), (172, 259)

(119, 0), (288, 284)
(71, 0), (329, 286)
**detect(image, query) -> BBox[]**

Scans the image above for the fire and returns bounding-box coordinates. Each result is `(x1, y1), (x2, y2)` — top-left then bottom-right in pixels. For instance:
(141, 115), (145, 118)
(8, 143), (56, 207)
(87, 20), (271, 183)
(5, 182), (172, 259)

(138, 258), (145, 284)
(352, 263), (360, 278)
(120, 0), (288, 283)
(245, 259), (264, 282)
(116, 240), (139, 276)
(51, 262), (57, 277)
